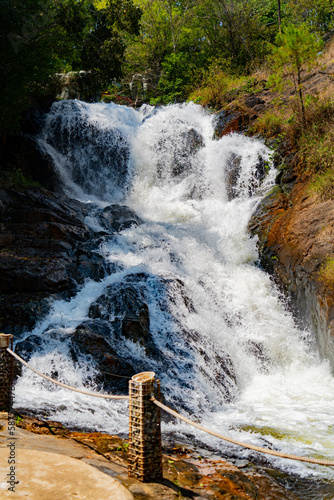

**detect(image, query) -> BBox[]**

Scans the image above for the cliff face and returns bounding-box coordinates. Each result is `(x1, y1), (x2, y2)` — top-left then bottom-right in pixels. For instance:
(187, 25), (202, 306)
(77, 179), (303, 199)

(248, 159), (334, 368)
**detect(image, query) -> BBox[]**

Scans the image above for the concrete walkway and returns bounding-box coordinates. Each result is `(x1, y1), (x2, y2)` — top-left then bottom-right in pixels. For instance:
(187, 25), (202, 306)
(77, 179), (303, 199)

(0, 413), (134, 500)
(0, 449), (134, 499)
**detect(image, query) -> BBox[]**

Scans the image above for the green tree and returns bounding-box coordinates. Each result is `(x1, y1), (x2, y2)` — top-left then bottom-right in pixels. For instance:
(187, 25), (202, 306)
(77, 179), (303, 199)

(0, 0), (92, 133)
(0, 0), (141, 135)
(288, 0), (334, 35)
(124, 0), (203, 93)
(196, 0), (283, 72)
(77, 0), (141, 94)
(269, 23), (323, 127)
(153, 52), (193, 103)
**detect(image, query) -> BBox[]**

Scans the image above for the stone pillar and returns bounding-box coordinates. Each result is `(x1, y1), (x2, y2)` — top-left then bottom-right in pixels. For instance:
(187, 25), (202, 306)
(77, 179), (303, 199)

(0, 334), (13, 412)
(128, 372), (162, 482)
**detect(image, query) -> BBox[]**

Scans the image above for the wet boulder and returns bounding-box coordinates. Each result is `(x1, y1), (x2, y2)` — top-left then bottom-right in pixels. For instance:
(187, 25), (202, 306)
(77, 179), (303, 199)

(70, 320), (141, 393)
(171, 128), (204, 177)
(156, 127), (204, 179)
(95, 205), (144, 233)
(225, 153), (268, 200)
(88, 275), (155, 356)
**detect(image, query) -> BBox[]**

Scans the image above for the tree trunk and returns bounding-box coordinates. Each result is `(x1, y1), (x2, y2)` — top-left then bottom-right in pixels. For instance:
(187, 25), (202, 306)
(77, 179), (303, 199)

(297, 66), (306, 129)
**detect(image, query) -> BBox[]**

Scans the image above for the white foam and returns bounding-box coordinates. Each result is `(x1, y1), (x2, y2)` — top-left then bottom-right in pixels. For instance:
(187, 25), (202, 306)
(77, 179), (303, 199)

(14, 102), (334, 479)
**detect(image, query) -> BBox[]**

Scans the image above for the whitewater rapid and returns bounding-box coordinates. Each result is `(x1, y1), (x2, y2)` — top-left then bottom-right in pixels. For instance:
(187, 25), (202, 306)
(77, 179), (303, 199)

(14, 101), (334, 480)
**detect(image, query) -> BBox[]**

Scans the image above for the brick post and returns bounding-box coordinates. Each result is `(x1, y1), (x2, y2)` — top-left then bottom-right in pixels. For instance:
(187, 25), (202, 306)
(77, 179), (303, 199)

(0, 334), (13, 412)
(128, 371), (162, 482)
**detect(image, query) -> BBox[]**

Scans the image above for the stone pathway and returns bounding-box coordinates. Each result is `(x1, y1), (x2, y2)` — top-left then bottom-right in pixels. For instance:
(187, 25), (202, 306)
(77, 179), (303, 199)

(0, 412), (133, 499)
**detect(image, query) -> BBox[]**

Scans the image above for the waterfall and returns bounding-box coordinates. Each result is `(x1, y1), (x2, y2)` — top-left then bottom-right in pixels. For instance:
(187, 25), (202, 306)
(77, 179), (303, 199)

(14, 100), (334, 480)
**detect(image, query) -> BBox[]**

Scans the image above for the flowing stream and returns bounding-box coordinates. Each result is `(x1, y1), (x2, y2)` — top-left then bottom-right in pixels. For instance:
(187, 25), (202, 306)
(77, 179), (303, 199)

(14, 101), (334, 484)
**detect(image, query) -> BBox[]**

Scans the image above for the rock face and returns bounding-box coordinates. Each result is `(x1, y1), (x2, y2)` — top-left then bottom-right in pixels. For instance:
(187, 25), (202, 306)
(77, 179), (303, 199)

(0, 188), (107, 335)
(214, 109), (257, 138)
(249, 162), (334, 367)
(0, 188), (149, 336)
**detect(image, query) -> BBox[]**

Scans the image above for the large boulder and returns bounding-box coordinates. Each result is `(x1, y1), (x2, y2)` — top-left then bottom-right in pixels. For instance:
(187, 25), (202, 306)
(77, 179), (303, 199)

(95, 205), (143, 233)
(88, 274), (155, 356)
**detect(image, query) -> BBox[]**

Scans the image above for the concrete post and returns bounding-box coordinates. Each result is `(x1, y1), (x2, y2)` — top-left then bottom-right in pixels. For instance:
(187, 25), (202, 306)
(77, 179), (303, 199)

(128, 372), (162, 482)
(0, 334), (13, 412)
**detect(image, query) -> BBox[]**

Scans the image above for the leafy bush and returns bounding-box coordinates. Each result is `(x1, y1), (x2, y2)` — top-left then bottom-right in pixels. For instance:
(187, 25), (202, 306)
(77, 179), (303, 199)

(189, 66), (248, 109)
(318, 258), (334, 289)
(251, 109), (286, 136)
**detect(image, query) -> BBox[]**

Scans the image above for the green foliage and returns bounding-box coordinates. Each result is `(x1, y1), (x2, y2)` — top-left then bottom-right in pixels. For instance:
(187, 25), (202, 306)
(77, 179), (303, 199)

(189, 63), (261, 109)
(125, 0), (205, 96)
(195, 0), (284, 73)
(318, 258), (334, 288)
(251, 109), (285, 136)
(309, 168), (334, 200)
(116, 442), (129, 452)
(288, 0), (334, 35)
(154, 52), (193, 103)
(1, 0), (90, 133)
(298, 96), (334, 173)
(0, 0), (141, 134)
(268, 23), (323, 126)
(77, 0), (141, 93)
(0, 168), (41, 188)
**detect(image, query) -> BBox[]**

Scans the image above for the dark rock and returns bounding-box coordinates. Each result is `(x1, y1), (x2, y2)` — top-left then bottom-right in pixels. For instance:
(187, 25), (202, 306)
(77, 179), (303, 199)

(0, 188), (108, 335)
(245, 341), (271, 372)
(157, 127), (204, 179)
(245, 95), (265, 113)
(85, 273), (237, 406)
(0, 133), (63, 193)
(226, 153), (242, 200)
(15, 334), (44, 359)
(162, 277), (196, 313)
(89, 276), (154, 355)
(214, 110), (239, 138)
(70, 321), (139, 393)
(41, 100), (130, 200)
(0, 295), (51, 337)
(214, 110), (255, 138)
(225, 154), (267, 200)
(96, 205), (144, 233)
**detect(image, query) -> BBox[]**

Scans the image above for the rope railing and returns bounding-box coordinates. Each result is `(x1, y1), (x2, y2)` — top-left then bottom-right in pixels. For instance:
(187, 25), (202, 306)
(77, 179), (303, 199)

(7, 348), (129, 400)
(1, 336), (333, 478)
(151, 397), (334, 467)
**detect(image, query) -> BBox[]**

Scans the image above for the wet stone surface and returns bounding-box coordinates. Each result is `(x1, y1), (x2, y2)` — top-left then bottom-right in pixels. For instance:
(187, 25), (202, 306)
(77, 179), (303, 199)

(3, 413), (333, 500)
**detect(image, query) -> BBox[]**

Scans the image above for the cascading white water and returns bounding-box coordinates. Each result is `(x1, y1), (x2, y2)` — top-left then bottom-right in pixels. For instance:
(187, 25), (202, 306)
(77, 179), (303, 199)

(15, 101), (334, 481)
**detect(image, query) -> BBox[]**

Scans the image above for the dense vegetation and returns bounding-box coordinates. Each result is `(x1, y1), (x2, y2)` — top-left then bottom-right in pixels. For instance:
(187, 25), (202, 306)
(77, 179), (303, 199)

(1, 0), (334, 126)
(1, 0), (334, 193)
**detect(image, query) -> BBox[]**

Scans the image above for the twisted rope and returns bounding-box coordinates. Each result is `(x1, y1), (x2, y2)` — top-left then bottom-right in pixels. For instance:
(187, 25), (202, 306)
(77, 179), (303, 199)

(7, 348), (129, 400)
(7, 347), (334, 466)
(151, 397), (334, 467)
